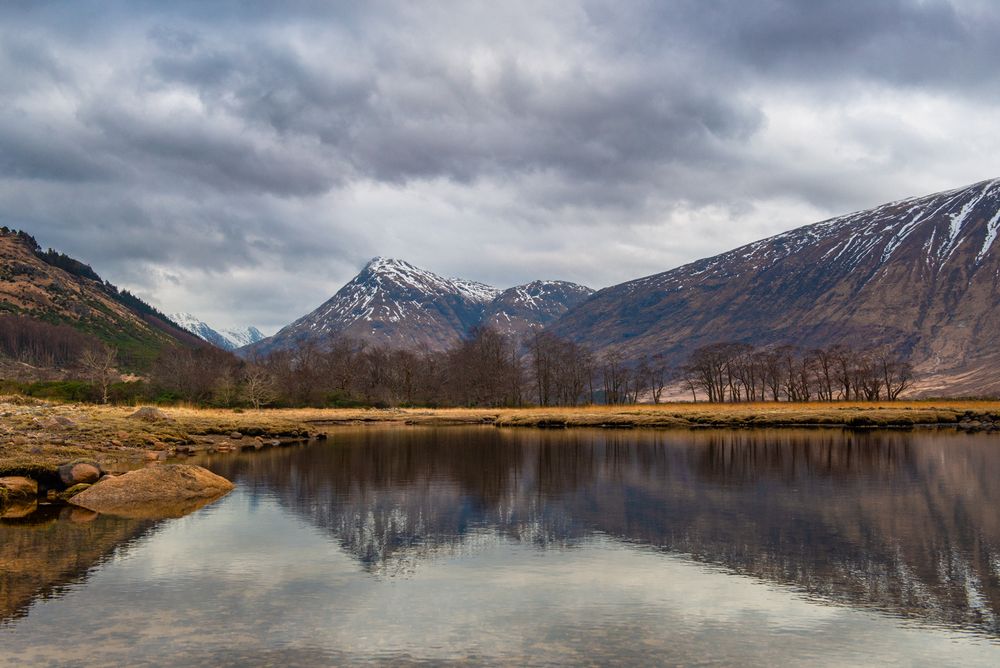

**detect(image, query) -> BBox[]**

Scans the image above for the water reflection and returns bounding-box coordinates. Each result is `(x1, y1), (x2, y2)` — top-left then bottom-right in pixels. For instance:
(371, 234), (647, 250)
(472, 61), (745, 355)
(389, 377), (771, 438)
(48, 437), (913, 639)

(0, 506), (157, 624)
(200, 427), (1000, 638)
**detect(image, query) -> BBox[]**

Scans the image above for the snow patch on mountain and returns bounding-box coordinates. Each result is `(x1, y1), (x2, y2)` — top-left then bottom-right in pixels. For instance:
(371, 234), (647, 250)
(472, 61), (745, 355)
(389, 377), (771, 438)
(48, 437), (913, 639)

(631, 177), (1000, 296)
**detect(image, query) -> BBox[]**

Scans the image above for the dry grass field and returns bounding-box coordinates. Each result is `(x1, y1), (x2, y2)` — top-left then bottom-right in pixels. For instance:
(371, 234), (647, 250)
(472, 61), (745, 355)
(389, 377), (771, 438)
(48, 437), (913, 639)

(2, 397), (999, 476)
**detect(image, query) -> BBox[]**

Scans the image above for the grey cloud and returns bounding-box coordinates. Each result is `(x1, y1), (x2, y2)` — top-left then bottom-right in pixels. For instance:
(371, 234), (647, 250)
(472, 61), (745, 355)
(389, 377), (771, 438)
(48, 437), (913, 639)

(0, 0), (997, 329)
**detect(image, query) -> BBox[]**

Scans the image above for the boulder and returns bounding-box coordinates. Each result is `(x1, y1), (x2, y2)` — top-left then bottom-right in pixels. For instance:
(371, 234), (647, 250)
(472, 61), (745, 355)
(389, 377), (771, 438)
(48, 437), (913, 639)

(0, 476), (38, 500)
(128, 406), (170, 422)
(69, 464), (234, 519)
(229, 431), (243, 440)
(58, 461), (103, 487)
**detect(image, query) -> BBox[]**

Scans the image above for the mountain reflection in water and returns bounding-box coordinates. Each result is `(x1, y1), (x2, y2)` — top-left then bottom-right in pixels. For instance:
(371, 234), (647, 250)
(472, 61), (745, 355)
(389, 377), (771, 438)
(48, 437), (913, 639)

(202, 427), (1000, 638)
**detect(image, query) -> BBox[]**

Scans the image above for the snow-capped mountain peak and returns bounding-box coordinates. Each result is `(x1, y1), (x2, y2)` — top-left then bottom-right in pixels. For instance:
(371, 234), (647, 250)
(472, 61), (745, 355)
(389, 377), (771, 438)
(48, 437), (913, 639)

(361, 257), (500, 302)
(247, 258), (590, 355)
(169, 313), (265, 351)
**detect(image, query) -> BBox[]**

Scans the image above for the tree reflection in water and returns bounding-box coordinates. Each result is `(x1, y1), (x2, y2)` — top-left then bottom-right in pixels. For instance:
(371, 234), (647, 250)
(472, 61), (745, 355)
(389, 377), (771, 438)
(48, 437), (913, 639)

(203, 427), (1000, 637)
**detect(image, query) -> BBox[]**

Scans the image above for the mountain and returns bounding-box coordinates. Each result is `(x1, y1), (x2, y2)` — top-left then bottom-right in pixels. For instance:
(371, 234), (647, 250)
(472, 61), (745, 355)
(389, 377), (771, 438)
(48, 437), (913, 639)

(0, 228), (201, 367)
(223, 325), (266, 349)
(482, 281), (594, 339)
(251, 257), (500, 354)
(169, 313), (265, 351)
(552, 178), (1000, 395)
(249, 257), (593, 355)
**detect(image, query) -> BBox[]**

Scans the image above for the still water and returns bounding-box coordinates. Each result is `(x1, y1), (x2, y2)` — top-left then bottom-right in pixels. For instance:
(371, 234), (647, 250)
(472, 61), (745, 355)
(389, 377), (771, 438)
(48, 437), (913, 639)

(2, 426), (1000, 666)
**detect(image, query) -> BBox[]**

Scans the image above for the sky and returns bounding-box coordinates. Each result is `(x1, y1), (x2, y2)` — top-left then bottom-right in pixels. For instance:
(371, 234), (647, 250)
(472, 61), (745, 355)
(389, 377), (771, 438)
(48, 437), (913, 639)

(2, 0), (999, 332)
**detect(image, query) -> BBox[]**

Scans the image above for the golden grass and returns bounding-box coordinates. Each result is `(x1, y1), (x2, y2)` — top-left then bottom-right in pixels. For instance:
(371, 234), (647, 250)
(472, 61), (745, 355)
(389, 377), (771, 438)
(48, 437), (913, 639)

(2, 399), (998, 472)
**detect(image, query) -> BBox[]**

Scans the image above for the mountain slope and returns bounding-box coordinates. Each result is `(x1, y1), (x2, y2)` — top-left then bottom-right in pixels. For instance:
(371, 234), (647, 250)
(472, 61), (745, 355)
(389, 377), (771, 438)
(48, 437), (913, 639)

(482, 281), (594, 340)
(552, 178), (1000, 394)
(0, 228), (200, 367)
(170, 313), (264, 351)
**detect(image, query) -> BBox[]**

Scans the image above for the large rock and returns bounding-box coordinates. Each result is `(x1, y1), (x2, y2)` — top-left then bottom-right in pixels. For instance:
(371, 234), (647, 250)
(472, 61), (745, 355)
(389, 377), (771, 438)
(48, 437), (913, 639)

(69, 464), (234, 519)
(128, 406), (171, 422)
(57, 461), (102, 487)
(34, 416), (75, 429)
(0, 476), (38, 500)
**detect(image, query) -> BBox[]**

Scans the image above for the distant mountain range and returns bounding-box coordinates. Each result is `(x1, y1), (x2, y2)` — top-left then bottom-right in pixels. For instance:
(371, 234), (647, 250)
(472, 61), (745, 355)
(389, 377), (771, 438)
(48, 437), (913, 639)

(4, 177), (1000, 395)
(169, 313), (265, 352)
(249, 177), (1000, 395)
(246, 257), (593, 355)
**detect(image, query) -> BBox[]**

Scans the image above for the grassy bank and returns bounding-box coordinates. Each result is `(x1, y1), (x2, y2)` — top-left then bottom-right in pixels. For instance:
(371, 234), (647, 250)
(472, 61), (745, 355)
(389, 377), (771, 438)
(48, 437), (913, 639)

(2, 398), (999, 476)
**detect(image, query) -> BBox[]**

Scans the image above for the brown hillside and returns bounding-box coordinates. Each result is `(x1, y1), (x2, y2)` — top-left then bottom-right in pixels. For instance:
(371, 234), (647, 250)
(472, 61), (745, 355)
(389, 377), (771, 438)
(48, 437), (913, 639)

(0, 230), (200, 365)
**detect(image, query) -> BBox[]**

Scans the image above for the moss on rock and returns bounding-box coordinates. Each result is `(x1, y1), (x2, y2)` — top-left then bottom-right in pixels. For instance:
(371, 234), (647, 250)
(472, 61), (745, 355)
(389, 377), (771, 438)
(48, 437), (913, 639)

(59, 483), (92, 500)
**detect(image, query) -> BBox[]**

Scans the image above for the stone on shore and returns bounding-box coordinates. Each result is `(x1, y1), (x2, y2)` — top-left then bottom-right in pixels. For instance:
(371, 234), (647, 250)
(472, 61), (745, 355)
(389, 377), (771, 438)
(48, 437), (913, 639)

(69, 464), (234, 519)
(58, 461), (103, 487)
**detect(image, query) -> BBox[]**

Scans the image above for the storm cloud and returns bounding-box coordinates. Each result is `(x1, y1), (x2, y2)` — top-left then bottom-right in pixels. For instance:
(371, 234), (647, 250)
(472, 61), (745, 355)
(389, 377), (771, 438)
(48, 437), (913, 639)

(1, 0), (997, 330)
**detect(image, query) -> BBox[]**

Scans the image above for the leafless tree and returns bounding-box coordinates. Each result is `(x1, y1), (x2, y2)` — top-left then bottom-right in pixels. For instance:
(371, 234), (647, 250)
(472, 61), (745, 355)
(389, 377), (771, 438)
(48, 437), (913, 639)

(242, 365), (278, 410)
(79, 344), (118, 404)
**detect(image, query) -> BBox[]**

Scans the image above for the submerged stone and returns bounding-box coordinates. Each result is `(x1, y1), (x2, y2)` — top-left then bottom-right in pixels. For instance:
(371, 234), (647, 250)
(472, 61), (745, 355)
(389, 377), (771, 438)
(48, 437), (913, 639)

(0, 499), (38, 519)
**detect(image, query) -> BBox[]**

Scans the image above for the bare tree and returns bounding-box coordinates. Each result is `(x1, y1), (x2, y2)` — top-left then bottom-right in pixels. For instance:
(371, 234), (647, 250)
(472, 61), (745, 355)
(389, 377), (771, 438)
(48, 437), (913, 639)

(79, 344), (118, 403)
(242, 366), (278, 410)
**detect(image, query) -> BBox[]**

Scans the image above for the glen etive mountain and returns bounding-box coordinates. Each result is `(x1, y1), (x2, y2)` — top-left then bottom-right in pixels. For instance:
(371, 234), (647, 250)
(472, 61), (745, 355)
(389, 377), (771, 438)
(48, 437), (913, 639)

(248, 257), (594, 355)
(552, 178), (1000, 395)
(249, 257), (499, 354)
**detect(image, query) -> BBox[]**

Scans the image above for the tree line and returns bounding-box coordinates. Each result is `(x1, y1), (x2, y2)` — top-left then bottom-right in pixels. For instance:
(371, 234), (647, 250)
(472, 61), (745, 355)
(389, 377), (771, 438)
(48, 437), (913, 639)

(681, 342), (913, 402)
(0, 314), (99, 368)
(0, 308), (916, 406)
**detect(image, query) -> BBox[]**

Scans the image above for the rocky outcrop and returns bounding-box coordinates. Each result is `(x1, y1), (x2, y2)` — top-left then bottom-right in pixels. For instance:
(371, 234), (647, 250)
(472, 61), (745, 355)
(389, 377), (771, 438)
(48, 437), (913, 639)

(480, 281), (594, 340)
(69, 464), (234, 519)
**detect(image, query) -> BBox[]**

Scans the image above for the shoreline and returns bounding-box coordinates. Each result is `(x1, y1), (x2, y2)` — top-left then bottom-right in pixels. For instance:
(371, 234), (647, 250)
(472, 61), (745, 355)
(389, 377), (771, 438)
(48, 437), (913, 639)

(2, 399), (999, 472)
(3, 398), (998, 516)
